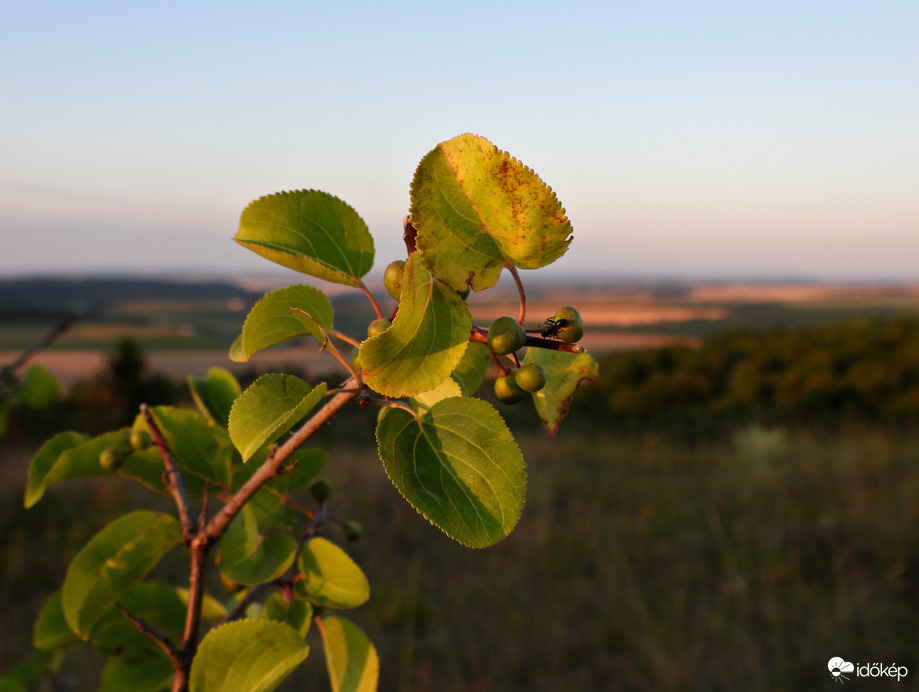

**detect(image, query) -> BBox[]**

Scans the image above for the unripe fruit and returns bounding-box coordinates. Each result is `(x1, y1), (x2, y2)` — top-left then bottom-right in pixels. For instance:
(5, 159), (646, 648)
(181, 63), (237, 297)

(552, 305), (584, 344)
(515, 363), (547, 392)
(309, 478), (332, 503)
(383, 260), (406, 301)
(99, 448), (126, 471)
(130, 429), (152, 451)
(494, 374), (527, 404)
(367, 318), (392, 338)
(350, 348), (362, 372)
(487, 316), (526, 355)
(343, 520), (363, 542)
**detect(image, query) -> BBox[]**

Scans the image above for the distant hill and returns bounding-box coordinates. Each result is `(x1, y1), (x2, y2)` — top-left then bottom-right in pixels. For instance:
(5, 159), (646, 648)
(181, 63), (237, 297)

(0, 277), (259, 318)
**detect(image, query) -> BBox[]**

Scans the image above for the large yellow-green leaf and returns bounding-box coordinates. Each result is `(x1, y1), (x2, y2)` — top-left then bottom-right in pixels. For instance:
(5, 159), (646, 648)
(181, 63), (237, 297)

(295, 537), (370, 609)
(376, 397), (525, 548)
(228, 374), (327, 462)
(61, 511), (183, 639)
(359, 253), (472, 398)
(189, 620), (309, 692)
(410, 133), (572, 291)
(523, 348), (599, 435)
(229, 285), (334, 363)
(319, 617), (379, 692)
(234, 190), (374, 286)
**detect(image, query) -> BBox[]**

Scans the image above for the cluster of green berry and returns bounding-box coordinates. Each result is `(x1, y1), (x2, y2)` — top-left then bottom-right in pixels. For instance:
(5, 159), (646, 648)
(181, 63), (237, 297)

(98, 429), (153, 471)
(487, 306), (584, 404)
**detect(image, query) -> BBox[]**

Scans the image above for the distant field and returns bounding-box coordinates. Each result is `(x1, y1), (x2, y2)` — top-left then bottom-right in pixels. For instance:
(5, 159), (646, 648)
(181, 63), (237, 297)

(3, 277), (919, 388)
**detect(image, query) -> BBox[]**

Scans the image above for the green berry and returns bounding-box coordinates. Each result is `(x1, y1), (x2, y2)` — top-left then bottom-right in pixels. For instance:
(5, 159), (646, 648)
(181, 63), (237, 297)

(487, 316), (526, 355)
(383, 260), (406, 301)
(552, 305), (584, 343)
(99, 448), (126, 471)
(308, 478), (332, 503)
(351, 347), (362, 372)
(515, 363), (547, 392)
(367, 318), (392, 338)
(129, 429), (152, 451)
(343, 520), (363, 542)
(494, 375), (527, 404)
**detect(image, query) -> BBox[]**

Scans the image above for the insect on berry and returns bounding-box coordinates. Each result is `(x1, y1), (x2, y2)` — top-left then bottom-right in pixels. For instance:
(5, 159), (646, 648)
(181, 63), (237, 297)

(540, 317), (569, 338)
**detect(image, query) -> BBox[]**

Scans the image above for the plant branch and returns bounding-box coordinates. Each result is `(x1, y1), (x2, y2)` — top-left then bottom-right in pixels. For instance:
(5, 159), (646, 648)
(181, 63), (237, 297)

(203, 379), (359, 544)
(356, 279), (383, 320)
(116, 603), (178, 660)
(0, 318), (72, 398)
(141, 404), (196, 539)
(506, 264), (526, 324)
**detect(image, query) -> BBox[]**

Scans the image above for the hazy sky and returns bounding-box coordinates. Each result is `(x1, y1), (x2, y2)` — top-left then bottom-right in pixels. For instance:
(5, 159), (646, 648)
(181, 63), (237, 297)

(1, 2), (917, 281)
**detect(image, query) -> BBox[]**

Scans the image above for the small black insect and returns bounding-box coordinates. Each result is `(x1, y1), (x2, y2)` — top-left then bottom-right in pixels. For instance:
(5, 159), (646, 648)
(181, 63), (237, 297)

(540, 317), (569, 338)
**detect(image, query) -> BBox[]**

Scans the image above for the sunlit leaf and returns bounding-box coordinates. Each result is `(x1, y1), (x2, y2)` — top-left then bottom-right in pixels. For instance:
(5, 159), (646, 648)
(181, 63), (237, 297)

(360, 253), (471, 398)
(410, 133), (572, 291)
(523, 348), (599, 435)
(189, 620), (309, 692)
(229, 374), (327, 462)
(450, 341), (491, 396)
(61, 511), (183, 639)
(295, 537), (369, 609)
(230, 285), (334, 363)
(319, 616), (379, 692)
(235, 190), (374, 287)
(376, 397), (525, 547)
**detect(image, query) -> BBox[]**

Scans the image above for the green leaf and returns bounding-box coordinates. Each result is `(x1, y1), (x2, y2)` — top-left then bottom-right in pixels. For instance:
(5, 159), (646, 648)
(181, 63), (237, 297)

(101, 648), (172, 692)
(23, 430), (92, 508)
(295, 537), (370, 609)
(230, 285), (334, 363)
(20, 364), (60, 409)
(229, 375), (327, 462)
(0, 678), (26, 692)
(235, 190), (374, 287)
(359, 253), (472, 398)
(189, 619), (309, 692)
(450, 341), (491, 396)
(376, 397), (525, 548)
(188, 367), (241, 427)
(218, 506), (297, 586)
(123, 407), (233, 495)
(264, 594), (312, 638)
(523, 348), (600, 435)
(410, 133), (572, 292)
(319, 617), (379, 692)
(33, 590), (77, 651)
(410, 376), (463, 413)
(61, 510), (183, 639)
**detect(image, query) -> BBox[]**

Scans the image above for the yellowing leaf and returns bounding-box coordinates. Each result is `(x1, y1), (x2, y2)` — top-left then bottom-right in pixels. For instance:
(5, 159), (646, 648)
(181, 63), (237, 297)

(410, 133), (572, 291)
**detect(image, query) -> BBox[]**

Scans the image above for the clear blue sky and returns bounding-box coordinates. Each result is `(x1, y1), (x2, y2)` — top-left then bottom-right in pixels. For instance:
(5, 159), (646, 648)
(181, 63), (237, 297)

(1, 1), (917, 280)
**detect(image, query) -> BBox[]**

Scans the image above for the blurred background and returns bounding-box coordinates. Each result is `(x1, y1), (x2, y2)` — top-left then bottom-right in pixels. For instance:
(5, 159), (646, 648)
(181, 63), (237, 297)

(2, 1), (918, 690)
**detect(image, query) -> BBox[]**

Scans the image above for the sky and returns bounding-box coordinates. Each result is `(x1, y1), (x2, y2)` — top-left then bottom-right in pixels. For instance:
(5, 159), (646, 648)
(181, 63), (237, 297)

(1, 1), (917, 281)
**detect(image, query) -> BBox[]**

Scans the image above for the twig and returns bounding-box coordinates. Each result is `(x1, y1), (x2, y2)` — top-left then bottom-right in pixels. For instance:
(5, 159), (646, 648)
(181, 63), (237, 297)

(356, 279), (383, 320)
(141, 404), (196, 539)
(117, 603), (178, 660)
(203, 379), (359, 544)
(0, 318), (72, 398)
(506, 264), (527, 325)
